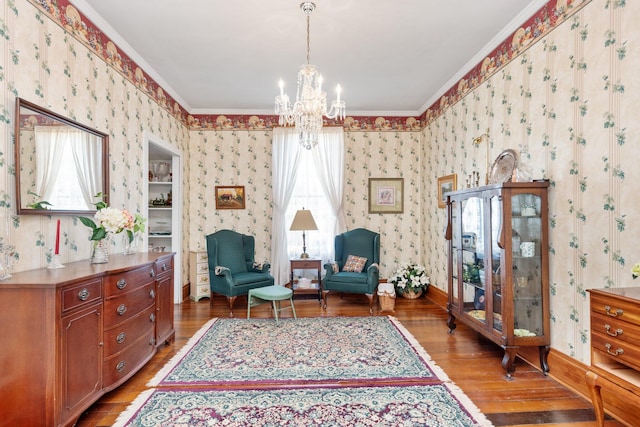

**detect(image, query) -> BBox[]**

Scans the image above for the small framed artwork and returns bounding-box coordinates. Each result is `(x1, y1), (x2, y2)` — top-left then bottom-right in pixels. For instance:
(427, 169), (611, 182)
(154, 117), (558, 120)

(215, 186), (245, 210)
(368, 178), (403, 214)
(437, 174), (457, 209)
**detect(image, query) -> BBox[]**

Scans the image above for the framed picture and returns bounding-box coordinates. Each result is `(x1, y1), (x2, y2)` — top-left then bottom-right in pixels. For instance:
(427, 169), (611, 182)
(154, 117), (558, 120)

(437, 174), (457, 208)
(368, 178), (403, 214)
(215, 186), (245, 210)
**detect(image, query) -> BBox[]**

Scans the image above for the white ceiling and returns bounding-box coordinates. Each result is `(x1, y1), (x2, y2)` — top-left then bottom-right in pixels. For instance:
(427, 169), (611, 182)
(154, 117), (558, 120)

(74, 0), (546, 116)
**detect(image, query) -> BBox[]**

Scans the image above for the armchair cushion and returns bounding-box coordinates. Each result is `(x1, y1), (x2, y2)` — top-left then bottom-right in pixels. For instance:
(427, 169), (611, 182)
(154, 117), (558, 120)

(343, 255), (367, 273)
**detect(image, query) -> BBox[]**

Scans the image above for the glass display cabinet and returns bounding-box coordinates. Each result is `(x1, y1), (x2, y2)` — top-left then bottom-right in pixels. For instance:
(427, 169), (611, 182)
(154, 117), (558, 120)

(445, 181), (550, 378)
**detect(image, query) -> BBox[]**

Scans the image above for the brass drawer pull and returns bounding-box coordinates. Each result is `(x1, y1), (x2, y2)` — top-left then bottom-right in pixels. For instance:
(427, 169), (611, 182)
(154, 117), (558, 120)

(149, 269), (156, 278)
(604, 324), (623, 337)
(116, 304), (127, 316)
(78, 288), (90, 301)
(162, 263), (168, 271)
(150, 289), (156, 299)
(116, 361), (126, 372)
(116, 278), (127, 290)
(149, 313), (156, 323)
(604, 305), (624, 317)
(116, 332), (127, 344)
(604, 343), (624, 356)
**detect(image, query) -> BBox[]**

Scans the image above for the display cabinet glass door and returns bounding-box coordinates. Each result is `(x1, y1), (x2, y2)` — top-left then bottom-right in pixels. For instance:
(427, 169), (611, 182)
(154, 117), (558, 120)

(511, 192), (544, 337)
(460, 196), (485, 320)
(489, 194), (503, 334)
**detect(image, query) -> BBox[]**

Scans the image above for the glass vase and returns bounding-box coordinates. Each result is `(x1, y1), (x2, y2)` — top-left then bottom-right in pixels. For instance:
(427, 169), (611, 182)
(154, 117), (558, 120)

(90, 237), (110, 264)
(122, 232), (139, 255)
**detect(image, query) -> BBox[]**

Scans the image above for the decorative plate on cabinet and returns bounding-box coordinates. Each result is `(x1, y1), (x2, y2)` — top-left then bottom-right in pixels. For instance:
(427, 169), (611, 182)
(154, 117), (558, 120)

(489, 149), (518, 184)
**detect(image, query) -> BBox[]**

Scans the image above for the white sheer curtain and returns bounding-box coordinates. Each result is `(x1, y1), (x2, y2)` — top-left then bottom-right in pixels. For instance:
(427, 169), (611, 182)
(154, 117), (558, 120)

(70, 133), (103, 206)
(273, 128), (346, 284)
(34, 126), (67, 203)
(34, 126), (99, 210)
(271, 127), (303, 285)
(311, 128), (346, 236)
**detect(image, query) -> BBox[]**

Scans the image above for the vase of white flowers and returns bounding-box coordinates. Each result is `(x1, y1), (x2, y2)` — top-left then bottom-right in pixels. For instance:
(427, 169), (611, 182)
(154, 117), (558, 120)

(389, 262), (430, 299)
(79, 193), (146, 262)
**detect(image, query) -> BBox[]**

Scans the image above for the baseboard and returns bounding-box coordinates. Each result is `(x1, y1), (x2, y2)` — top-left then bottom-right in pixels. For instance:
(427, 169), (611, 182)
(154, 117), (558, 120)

(182, 282), (190, 301)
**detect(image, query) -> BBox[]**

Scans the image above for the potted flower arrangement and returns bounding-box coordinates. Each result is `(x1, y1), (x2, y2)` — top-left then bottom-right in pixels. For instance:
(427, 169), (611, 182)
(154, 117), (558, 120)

(389, 262), (430, 299)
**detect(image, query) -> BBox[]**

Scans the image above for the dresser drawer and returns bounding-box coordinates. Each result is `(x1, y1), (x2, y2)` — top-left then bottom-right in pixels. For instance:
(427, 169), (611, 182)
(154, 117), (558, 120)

(591, 330), (640, 372)
(291, 259), (320, 270)
(103, 329), (156, 387)
(155, 256), (174, 275)
(196, 262), (208, 274)
(591, 311), (640, 348)
(590, 293), (640, 326)
(196, 273), (210, 285)
(103, 305), (156, 357)
(195, 252), (208, 263)
(104, 282), (155, 328)
(61, 279), (102, 313)
(104, 264), (156, 297)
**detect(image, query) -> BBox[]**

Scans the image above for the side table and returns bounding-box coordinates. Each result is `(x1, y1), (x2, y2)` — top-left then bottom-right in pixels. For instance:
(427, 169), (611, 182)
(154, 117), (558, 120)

(290, 258), (322, 304)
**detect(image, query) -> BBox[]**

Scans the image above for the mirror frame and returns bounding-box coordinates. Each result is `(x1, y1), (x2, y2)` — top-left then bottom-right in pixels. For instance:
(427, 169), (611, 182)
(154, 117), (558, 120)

(14, 97), (110, 215)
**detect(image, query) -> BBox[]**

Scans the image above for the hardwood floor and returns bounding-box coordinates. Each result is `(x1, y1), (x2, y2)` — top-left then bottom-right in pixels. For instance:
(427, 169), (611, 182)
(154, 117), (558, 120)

(76, 292), (623, 426)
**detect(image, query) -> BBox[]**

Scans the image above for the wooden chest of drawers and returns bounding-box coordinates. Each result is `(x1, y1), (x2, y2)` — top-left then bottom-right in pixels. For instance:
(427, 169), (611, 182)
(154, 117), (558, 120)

(0, 253), (175, 427)
(189, 251), (211, 301)
(586, 287), (640, 427)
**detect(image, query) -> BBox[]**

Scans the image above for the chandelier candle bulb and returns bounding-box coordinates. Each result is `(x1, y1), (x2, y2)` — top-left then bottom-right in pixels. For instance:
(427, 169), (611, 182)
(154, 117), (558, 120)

(279, 79), (284, 97)
(336, 85), (341, 102)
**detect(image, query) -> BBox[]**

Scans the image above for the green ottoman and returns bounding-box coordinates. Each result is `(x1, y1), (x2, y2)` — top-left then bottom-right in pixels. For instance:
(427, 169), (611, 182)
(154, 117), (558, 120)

(247, 285), (297, 324)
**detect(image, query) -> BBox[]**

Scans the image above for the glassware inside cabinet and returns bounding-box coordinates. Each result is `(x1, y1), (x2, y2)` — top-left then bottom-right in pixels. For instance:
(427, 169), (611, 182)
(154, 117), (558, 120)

(511, 192), (544, 337)
(460, 196), (484, 320)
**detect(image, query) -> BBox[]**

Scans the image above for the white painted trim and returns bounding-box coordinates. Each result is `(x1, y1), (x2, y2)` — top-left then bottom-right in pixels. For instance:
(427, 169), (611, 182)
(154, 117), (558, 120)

(143, 131), (183, 304)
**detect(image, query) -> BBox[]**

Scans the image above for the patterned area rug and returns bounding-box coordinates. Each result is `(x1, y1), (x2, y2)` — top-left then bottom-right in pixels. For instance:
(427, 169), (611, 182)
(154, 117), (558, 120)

(114, 316), (493, 426)
(148, 316), (441, 387)
(114, 384), (491, 427)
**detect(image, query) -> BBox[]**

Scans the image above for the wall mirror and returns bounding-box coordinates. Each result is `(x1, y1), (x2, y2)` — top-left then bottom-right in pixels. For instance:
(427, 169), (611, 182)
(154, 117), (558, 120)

(14, 98), (109, 215)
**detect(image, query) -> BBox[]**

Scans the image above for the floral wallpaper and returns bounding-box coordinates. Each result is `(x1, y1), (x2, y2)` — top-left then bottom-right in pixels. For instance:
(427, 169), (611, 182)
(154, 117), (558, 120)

(187, 129), (422, 279)
(423, 0), (639, 364)
(1, 0), (638, 371)
(0, 0), (190, 283)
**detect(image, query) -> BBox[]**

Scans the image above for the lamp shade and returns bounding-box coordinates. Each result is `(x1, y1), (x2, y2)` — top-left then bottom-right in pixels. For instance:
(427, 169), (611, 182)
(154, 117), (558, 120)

(290, 209), (318, 231)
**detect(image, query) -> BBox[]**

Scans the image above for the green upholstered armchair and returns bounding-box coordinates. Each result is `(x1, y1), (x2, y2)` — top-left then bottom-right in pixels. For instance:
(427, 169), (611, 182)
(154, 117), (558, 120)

(322, 228), (380, 314)
(206, 229), (274, 317)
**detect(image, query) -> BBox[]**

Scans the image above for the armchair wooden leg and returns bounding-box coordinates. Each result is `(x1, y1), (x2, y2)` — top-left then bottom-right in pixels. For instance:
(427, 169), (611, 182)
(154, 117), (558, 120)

(366, 293), (375, 314)
(227, 296), (237, 318)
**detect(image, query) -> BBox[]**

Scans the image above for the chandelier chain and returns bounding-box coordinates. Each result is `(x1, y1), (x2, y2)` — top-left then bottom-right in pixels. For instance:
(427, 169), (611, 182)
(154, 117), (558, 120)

(306, 13), (311, 65)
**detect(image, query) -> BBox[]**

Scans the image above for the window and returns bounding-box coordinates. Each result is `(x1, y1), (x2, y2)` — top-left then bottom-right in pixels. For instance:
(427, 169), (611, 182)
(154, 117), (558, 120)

(285, 150), (335, 264)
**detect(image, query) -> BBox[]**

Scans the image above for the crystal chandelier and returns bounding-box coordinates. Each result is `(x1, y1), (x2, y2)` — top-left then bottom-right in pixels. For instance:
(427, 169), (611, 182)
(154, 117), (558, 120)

(275, 2), (346, 150)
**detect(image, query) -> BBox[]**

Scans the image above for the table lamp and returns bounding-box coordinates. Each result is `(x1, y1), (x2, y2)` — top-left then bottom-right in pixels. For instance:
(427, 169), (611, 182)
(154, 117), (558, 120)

(289, 208), (318, 259)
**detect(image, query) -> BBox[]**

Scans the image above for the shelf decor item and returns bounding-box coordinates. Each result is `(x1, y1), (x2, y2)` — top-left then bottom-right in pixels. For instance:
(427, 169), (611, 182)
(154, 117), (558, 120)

(389, 262), (429, 299)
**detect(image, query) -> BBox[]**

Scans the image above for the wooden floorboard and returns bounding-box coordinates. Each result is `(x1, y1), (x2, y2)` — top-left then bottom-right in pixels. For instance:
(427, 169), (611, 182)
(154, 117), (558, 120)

(76, 292), (623, 426)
